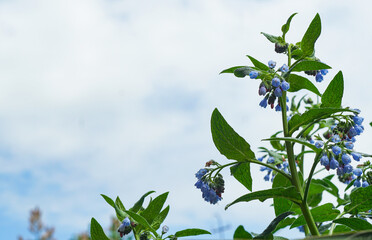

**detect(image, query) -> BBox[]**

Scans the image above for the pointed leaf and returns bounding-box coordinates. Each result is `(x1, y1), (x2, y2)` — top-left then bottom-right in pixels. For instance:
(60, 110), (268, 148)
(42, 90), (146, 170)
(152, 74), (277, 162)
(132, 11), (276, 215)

(90, 218), (110, 240)
(261, 32), (281, 43)
(344, 185), (372, 214)
(272, 174), (293, 216)
(225, 187), (301, 210)
(290, 203), (340, 228)
(291, 60), (331, 72)
(273, 217), (296, 233)
(301, 14), (321, 56)
(321, 71), (344, 108)
(141, 192), (169, 225)
(220, 66), (247, 74)
(262, 137), (321, 153)
(174, 228), (211, 237)
(130, 191), (155, 213)
(234, 67), (253, 78)
(287, 74), (321, 96)
(211, 108), (255, 162)
(115, 197), (125, 211)
(151, 205), (170, 230)
(333, 218), (372, 231)
(234, 225), (253, 239)
(230, 162), (252, 191)
(254, 212), (294, 239)
(246, 55), (269, 71)
(101, 194), (115, 208)
(270, 131), (285, 151)
(282, 13), (297, 36)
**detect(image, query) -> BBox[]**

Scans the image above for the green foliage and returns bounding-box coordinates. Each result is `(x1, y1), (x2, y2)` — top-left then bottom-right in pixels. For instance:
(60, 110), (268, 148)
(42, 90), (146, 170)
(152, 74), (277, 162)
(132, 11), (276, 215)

(130, 191), (155, 213)
(230, 162), (252, 191)
(263, 137), (321, 153)
(261, 32), (282, 44)
(291, 60), (331, 72)
(301, 13), (321, 56)
(290, 203), (340, 228)
(234, 225), (253, 239)
(333, 218), (372, 231)
(272, 174), (293, 216)
(287, 74), (321, 96)
(247, 55), (269, 71)
(90, 218), (110, 240)
(321, 71), (344, 108)
(220, 66), (247, 74)
(225, 187), (301, 210)
(344, 185), (372, 214)
(174, 228), (211, 238)
(254, 212), (293, 239)
(281, 13), (297, 38)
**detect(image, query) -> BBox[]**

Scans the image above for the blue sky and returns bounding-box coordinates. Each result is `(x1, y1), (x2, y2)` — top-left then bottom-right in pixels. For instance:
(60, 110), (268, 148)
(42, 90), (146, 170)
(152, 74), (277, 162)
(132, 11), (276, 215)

(0, 0), (372, 239)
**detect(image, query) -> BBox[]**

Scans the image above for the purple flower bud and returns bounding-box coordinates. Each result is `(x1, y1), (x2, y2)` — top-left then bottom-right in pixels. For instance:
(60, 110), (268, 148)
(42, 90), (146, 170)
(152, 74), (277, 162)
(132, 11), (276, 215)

(268, 60), (276, 69)
(332, 145), (342, 155)
(259, 86), (267, 96)
(272, 77), (280, 88)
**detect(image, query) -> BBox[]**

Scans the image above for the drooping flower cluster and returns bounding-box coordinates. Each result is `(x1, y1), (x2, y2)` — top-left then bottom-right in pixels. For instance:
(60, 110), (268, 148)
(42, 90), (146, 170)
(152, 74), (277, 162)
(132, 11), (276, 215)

(257, 60), (291, 111)
(194, 168), (224, 204)
(305, 68), (328, 82)
(118, 217), (132, 237)
(310, 110), (369, 188)
(258, 155), (290, 182)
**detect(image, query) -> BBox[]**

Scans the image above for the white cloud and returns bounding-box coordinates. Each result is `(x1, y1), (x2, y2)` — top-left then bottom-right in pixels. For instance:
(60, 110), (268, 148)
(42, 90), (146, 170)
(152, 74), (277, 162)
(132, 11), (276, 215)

(0, 0), (371, 239)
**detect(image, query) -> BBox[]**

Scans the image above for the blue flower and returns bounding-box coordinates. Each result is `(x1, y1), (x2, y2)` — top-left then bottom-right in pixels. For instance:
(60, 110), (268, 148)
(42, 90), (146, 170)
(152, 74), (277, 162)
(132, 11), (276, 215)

(315, 72), (323, 82)
(362, 181), (369, 188)
(337, 167), (343, 176)
(354, 179), (361, 187)
(309, 139), (315, 144)
(351, 152), (362, 161)
(259, 98), (268, 108)
(258, 156), (265, 162)
(275, 104), (281, 112)
(195, 169), (208, 179)
(331, 135), (341, 143)
(118, 217), (132, 237)
(267, 156), (275, 164)
(268, 60), (276, 69)
(353, 168), (362, 177)
(344, 164), (353, 173)
(162, 225), (169, 234)
(281, 81), (290, 91)
(280, 64), (289, 72)
(329, 157), (339, 170)
(315, 141), (324, 149)
(342, 154), (351, 165)
(274, 87), (282, 97)
(332, 146), (342, 155)
(348, 127), (357, 137)
(198, 180), (222, 204)
(259, 86), (267, 96)
(320, 155), (329, 166)
(249, 71), (259, 79)
(264, 174), (270, 181)
(320, 69), (328, 75)
(272, 77), (280, 87)
(353, 116), (364, 126)
(344, 141), (354, 150)
(355, 125), (363, 135)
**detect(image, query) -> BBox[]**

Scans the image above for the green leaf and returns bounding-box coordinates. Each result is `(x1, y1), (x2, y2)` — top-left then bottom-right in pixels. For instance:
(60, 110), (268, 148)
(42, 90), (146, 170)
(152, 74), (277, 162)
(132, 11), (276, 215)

(321, 71), (344, 108)
(270, 131), (285, 151)
(246, 55), (269, 71)
(307, 182), (328, 207)
(234, 67), (252, 78)
(225, 187), (301, 210)
(234, 225), (253, 239)
(273, 217), (296, 233)
(288, 108), (355, 135)
(114, 202), (129, 222)
(101, 194), (115, 208)
(130, 191), (155, 213)
(320, 178), (339, 198)
(345, 178), (356, 192)
(230, 162), (252, 191)
(290, 203), (340, 228)
(151, 205), (170, 230)
(124, 210), (158, 237)
(272, 174), (293, 216)
(220, 66), (247, 74)
(333, 218), (372, 231)
(211, 108), (255, 161)
(174, 228), (211, 237)
(301, 13), (321, 56)
(115, 197), (126, 211)
(261, 32), (281, 43)
(262, 137), (321, 153)
(254, 212), (294, 239)
(141, 192), (169, 225)
(291, 60), (331, 72)
(282, 13), (297, 36)
(90, 218), (110, 240)
(344, 185), (372, 214)
(287, 74), (321, 96)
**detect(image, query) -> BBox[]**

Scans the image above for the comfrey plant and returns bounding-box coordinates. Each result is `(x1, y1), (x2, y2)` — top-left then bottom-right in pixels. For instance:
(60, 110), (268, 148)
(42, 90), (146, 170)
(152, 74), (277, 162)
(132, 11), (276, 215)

(90, 192), (210, 239)
(194, 13), (372, 238)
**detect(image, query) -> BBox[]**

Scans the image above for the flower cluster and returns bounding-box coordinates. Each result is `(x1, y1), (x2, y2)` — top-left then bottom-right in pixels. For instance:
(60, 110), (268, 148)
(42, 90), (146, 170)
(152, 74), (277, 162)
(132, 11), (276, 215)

(310, 110), (369, 188)
(258, 155), (289, 181)
(304, 69), (328, 82)
(118, 217), (132, 237)
(194, 168), (224, 204)
(257, 60), (291, 111)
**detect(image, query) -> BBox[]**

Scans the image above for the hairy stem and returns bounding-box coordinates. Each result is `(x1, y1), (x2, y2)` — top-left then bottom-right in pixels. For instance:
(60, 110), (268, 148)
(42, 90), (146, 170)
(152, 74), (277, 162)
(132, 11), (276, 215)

(304, 152), (322, 203)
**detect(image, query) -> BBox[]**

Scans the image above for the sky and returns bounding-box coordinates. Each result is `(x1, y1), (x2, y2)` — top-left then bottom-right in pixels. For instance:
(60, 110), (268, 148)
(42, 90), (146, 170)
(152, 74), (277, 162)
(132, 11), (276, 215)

(0, 0), (372, 239)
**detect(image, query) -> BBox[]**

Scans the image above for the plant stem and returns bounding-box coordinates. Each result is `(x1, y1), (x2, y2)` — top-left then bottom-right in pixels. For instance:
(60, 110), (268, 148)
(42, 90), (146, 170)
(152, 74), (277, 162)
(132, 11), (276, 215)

(329, 212), (345, 235)
(304, 152), (322, 203)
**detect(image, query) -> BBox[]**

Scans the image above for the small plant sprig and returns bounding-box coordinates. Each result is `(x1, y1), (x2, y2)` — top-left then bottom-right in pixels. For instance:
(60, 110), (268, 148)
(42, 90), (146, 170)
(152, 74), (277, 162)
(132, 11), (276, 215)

(194, 13), (372, 238)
